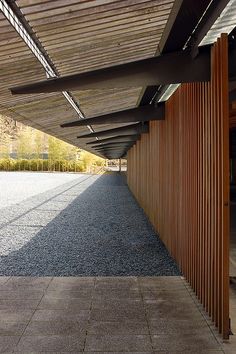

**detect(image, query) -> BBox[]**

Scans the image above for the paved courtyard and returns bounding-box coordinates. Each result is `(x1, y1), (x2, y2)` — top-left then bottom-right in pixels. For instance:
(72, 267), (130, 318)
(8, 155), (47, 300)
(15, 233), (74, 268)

(0, 276), (227, 353)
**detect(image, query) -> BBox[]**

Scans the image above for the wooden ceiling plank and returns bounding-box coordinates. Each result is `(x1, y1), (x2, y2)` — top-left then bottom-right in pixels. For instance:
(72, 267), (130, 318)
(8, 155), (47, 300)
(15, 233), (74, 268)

(36, 8), (170, 37)
(28, 0), (173, 27)
(41, 24), (164, 50)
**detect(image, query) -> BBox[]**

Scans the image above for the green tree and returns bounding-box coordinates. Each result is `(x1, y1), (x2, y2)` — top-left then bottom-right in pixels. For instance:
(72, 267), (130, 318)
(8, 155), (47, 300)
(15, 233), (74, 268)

(17, 128), (33, 169)
(0, 137), (10, 158)
(80, 151), (105, 172)
(34, 130), (44, 159)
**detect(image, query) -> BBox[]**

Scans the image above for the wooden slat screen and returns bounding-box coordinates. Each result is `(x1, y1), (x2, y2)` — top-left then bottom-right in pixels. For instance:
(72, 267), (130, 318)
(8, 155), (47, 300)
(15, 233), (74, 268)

(127, 35), (230, 338)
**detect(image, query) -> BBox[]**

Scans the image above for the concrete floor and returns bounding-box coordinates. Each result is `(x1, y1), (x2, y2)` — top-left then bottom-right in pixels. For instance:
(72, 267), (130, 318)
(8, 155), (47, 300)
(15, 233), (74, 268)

(0, 276), (227, 353)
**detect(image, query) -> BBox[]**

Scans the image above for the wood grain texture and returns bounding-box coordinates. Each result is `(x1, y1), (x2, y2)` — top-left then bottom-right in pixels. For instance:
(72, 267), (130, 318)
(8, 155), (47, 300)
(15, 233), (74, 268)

(127, 35), (230, 339)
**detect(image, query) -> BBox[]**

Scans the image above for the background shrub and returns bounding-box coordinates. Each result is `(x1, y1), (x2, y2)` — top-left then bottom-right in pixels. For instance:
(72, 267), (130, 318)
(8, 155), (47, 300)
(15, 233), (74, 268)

(0, 158), (89, 173)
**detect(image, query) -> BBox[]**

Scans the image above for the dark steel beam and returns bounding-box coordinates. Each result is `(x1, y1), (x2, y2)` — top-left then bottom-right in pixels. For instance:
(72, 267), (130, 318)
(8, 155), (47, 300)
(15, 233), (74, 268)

(189, 0), (231, 57)
(77, 123), (149, 139)
(107, 156), (123, 159)
(161, 0), (212, 53)
(10, 48), (211, 94)
(139, 86), (159, 106)
(158, 0), (184, 54)
(94, 146), (131, 152)
(95, 150), (131, 156)
(107, 156), (124, 159)
(96, 151), (128, 159)
(94, 149), (132, 154)
(86, 134), (140, 145)
(92, 141), (135, 148)
(61, 104), (164, 127)
(94, 146), (130, 151)
(92, 145), (135, 151)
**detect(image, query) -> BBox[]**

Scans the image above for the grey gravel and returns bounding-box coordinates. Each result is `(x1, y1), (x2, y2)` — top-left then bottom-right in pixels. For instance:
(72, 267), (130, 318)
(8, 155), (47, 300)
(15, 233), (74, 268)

(0, 172), (180, 276)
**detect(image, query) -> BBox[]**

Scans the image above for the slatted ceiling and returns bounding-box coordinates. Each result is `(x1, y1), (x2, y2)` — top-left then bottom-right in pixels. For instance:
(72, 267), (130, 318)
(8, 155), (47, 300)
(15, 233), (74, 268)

(17, 0), (95, 10)
(38, 14), (165, 42)
(39, 24), (164, 49)
(57, 51), (156, 76)
(8, 95), (72, 119)
(0, 11), (7, 21)
(47, 43), (159, 77)
(18, 0), (125, 16)
(16, 0), (174, 76)
(52, 36), (158, 62)
(37, 9), (169, 37)
(0, 47), (29, 58)
(18, 0), (173, 21)
(7, 98), (80, 134)
(31, 3), (171, 33)
(72, 87), (143, 117)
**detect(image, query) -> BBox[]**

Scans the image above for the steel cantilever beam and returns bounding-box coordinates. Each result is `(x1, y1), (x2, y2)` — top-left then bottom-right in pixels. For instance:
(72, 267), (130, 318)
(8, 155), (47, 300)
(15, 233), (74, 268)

(94, 144), (135, 152)
(61, 104), (164, 127)
(10, 49), (211, 94)
(86, 134), (141, 145)
(92, 142), (135, 148)
(77, 122), (149, 139)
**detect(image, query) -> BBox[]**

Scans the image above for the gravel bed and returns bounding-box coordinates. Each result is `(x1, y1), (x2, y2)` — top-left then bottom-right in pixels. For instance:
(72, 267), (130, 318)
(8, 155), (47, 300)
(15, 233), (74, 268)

(0, 171), (83, 208)
(0, 172), (180, 276)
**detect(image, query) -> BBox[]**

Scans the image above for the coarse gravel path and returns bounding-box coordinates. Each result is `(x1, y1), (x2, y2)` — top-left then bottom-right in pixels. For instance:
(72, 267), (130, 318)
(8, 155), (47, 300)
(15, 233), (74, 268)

(0, 172), (180, 276)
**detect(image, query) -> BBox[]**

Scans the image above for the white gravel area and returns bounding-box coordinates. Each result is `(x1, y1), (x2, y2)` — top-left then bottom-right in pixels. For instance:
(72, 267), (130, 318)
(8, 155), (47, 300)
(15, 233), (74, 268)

(0, 172), (84, 208)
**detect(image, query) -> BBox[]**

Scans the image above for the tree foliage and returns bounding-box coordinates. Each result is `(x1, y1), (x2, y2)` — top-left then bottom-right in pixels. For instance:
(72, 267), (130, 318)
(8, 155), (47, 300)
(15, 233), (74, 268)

(0, 117), (105, 173)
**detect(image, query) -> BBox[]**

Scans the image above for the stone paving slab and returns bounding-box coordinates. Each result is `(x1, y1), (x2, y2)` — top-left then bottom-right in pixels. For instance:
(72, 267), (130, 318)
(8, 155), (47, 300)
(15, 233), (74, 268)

(0, 276), (229, 353)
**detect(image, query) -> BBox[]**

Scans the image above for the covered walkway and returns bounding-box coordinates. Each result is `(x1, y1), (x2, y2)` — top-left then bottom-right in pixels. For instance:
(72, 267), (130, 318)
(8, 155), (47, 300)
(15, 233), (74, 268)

(0, 0), (236, 348)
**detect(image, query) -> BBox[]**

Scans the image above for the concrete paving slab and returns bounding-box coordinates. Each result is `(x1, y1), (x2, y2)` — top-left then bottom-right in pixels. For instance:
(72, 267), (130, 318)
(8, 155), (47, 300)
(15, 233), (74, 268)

(38, 297), (91, 310)
(84, 334), (153, 352)
(87, 321), (149, 335)
(0, 276), (226, 352)
(151, 334), (221, 351)
(24, 320), (87, 336)
(16, 335), (86, 352)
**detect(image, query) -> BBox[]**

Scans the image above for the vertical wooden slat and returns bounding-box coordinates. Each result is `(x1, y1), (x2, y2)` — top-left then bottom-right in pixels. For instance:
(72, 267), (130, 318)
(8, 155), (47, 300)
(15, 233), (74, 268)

(221, 33), (229, 340)
(126, 34), (229, 339)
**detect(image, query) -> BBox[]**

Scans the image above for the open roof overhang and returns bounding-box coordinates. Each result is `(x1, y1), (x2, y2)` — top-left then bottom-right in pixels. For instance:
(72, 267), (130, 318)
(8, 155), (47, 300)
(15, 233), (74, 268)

(2, 0), (236, 159)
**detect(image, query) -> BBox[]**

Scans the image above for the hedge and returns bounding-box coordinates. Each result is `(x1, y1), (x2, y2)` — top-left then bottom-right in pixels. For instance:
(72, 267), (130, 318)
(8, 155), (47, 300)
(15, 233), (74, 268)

(0, 158), (86, 172)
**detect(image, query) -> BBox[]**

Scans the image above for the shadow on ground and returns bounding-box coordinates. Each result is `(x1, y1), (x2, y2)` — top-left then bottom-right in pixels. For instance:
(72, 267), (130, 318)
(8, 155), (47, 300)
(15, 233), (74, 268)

(0, 173), (180, 276)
